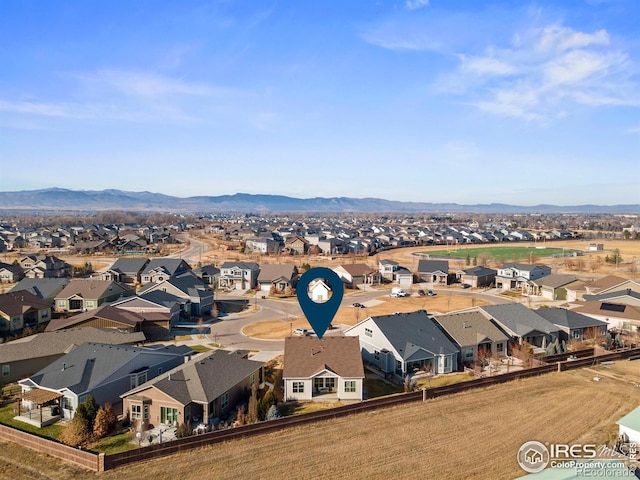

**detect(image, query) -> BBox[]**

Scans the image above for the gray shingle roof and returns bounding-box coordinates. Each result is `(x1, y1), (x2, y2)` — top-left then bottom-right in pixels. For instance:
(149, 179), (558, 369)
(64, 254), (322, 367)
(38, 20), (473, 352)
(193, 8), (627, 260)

(535, 307), (608, 330)
(0, 327), (145, 363)
(28, 342), (190, 394)
(9, 278), (69, 300)
(125, 349), (263, 405)
(369, 310), (459, 359)
(434, 311), (508, 347)
(417, 260), (449, 273)
(480, 304), (558, 338)
(109, 257), (149, 274)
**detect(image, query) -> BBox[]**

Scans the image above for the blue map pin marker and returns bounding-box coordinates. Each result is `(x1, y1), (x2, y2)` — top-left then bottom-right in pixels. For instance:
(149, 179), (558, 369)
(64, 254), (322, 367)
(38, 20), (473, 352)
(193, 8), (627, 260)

(296, 267), (344, 339)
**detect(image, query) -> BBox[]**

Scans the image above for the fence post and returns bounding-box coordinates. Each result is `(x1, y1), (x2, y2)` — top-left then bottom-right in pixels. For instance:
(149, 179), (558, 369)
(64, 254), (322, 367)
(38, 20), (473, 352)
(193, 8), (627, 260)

(422, 388), (426, 402)
(557, 362), (561, 373)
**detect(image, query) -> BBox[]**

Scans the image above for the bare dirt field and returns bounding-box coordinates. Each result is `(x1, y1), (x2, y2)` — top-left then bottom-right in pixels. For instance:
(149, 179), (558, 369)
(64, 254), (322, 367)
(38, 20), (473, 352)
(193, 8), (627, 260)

(243, 293), (490, 339)
(1, 368), (638, 480)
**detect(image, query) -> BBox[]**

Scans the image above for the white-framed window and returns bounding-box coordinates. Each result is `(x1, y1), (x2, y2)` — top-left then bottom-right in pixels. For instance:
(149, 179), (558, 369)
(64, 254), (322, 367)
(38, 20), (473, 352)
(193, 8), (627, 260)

(497, 343), (504, 353)
(1, 364), (9, 377)
(444, 356), (451, 370)
(250, 373), (255, 385)
(130, 370), (148, 389)
(144, 404), (150, 419)
(365, 328), (373, 337)
(221, 392), (229, 409)
(131, 404), (142, 419)
(41, 310), (49, 319)
(344, 381), (356, 393)
(63, 397), (73, 411)
(292, 381), (304, 393)
(464, 347), (474, 359)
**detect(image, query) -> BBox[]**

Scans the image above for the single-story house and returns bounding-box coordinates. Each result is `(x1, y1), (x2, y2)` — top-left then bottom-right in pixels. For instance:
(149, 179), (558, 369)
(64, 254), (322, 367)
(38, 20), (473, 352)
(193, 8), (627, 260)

(534, 307), (608, 343)
(9, 278), (69, 303)
(417, 260), (449, 285)
(530, 274), (584, 300)
(455, 266), (497, 288)
(477, 304), (559, 348)
(18, 342), (192, 422)
(345, 310), (459, 380)
(283, 336), (365, 401)
(332, 264), (380, 288)
(434, 311), (509, 368)
(121, 349), (264, 430)
(257, 264), (299, 293)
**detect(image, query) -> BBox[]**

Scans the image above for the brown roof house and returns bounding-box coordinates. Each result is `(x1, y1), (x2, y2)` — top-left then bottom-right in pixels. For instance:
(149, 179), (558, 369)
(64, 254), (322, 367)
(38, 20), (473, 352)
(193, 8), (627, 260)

(283, 336), (365, 402)
(54, 279), (134, 313)
(0, 290), (52, 337)
(332, 264), (380, 288)
(121, 349), (264, 431)
(257, 264), (299, 293)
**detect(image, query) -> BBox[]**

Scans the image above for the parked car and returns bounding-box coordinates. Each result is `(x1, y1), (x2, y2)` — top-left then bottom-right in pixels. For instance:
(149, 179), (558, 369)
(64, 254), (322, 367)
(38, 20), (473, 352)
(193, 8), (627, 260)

(390, 287), (410, 298)
(418, 289), (425, 296)
(460, 283), (471, 289)
(427, 290), (436, 296)
(293, 328), (309, 336)
(352, 302), (365, 308)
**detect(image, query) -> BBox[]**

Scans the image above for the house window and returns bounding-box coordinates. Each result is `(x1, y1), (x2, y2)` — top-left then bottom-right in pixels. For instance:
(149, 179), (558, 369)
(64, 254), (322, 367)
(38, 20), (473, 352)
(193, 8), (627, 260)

(250, 373), (255, 385)
(41, 310), (48, 319)
(573, 330), (581, 339)
(1, 365), (9, 377)
(365, 328), (373, 338)
(158, 367), (163, 376)
(63, 397), (73, 411)
(497, 343), (504, 353)
(292, 382), (304, 393)
(131, 404), (142, 419)
(86, 301), (95, 308)
(344, 381), (356, 393)
(464, 347), (474, 359)
(221, 392), (229, 409)
(144, 404), (150, 420)
(374, 351), (380, 361)
(130, 370), (148, 389)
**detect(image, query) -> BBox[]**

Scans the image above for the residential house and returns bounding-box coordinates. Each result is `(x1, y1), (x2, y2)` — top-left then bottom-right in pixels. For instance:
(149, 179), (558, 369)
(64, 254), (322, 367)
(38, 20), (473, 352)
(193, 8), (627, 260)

(584, 289), (640, 307)
(494, 263), (552, 293)
(45, 304), (156, 336)
(257, 264), (298, 293)
(9, 278), (69, 304)
(100, 257), (150, 285)
(477, 304), (559, 348)
(535, 307), (608, 344)
(111, 291), (183, 337)
(571, 299), (640, 332)
(122, 349), (264, 430)
(193, 265), (220, 286)
(140, 259), (192, 284)
(54, 279), (134, 313)
(332, 264), (380, 289)
(0, 291), (52, 337)
(531, 274), (584, 300)
(565, 275), (640, 302)
(19, 255), (71, 279)
(378, 259), (413, 288)
(138, 273), (214, 317)
(18, 342), (192, 421)
(218, 262), (260, 291)
(0, 262), (24, 284)
(283, 336), (364, 401)
(344, 310), (459, 380)
(434, 311), (509, 368)
(455, 266), (497, 288)
(417, 259), (450, 285)
(0, 327), (145, 385)
(318, 238), (348, 255)
(284, 236), (309, 255)
(245, 236), (282, 254)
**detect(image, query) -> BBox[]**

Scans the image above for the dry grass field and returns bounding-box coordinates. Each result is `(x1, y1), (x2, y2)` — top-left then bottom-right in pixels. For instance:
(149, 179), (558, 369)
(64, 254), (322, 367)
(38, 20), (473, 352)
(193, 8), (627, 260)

(1, 368), (639, 480)
(242, 293), (490, 339)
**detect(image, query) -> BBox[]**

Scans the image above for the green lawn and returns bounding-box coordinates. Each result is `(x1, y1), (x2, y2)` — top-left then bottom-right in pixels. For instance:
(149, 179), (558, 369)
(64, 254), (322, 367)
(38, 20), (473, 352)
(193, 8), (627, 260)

(189, 344), (212, 354)
(0, 403), (64, 439)
(421, 246), (580, 262)
(90, 431), (138, 454)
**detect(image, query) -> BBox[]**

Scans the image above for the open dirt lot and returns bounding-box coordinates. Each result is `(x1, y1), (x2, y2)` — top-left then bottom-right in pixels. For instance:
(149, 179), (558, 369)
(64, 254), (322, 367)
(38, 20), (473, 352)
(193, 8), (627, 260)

(243, 293), (490, 339)
(1, 368), (638, 480)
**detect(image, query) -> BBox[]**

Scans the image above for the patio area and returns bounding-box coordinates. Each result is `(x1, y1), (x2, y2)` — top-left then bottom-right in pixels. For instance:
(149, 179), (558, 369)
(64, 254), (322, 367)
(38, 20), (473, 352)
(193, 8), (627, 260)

(13, 389), (64, 428)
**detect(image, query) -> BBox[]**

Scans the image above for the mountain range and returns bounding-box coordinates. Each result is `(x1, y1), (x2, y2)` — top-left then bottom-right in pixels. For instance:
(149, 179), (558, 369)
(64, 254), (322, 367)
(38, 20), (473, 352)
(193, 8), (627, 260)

(0, 188), (637, 214)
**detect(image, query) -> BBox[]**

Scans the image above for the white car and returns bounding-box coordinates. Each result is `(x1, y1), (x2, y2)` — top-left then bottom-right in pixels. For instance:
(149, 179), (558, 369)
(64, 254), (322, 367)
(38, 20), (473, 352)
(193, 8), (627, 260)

(293, 328), (309, 336)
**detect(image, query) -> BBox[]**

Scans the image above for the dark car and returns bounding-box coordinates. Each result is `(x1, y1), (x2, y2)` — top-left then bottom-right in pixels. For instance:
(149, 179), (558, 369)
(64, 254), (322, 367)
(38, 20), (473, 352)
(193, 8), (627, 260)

(418, 289), (425, 296)
(427, 290), (436, 296)
(460, 283), (471, 289)
(352, 302), (365, 308)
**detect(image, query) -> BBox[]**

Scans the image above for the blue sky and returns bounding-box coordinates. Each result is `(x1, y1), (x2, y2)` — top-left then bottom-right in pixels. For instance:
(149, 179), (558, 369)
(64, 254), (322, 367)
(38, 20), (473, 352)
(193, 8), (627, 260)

(1, 0), (639, 206)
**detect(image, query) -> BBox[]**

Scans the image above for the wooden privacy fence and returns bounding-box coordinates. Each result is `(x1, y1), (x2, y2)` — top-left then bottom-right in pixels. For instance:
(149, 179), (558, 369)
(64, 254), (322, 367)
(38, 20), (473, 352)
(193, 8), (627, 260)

(4, 346), (640, 472)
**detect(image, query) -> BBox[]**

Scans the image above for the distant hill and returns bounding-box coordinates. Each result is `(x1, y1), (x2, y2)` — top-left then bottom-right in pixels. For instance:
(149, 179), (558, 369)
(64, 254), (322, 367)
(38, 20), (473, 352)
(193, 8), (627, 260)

(0, 188), (637, 214)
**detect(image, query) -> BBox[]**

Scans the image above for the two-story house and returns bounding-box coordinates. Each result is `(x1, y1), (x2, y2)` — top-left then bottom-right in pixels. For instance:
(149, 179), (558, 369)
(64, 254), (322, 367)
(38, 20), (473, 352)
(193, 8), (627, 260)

(218, 262), (260, 291)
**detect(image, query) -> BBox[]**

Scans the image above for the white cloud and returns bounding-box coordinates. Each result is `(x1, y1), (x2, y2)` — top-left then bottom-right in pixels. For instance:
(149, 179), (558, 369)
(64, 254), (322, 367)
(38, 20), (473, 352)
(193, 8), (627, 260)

(460, 55), (518, 76)
(534, 25), (609, 54)
(406, 0), (429, 11)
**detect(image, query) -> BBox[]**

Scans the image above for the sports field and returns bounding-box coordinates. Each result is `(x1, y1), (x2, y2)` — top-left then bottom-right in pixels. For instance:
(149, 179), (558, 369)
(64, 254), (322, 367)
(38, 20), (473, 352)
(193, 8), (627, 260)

(421, 246), (581, 262)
